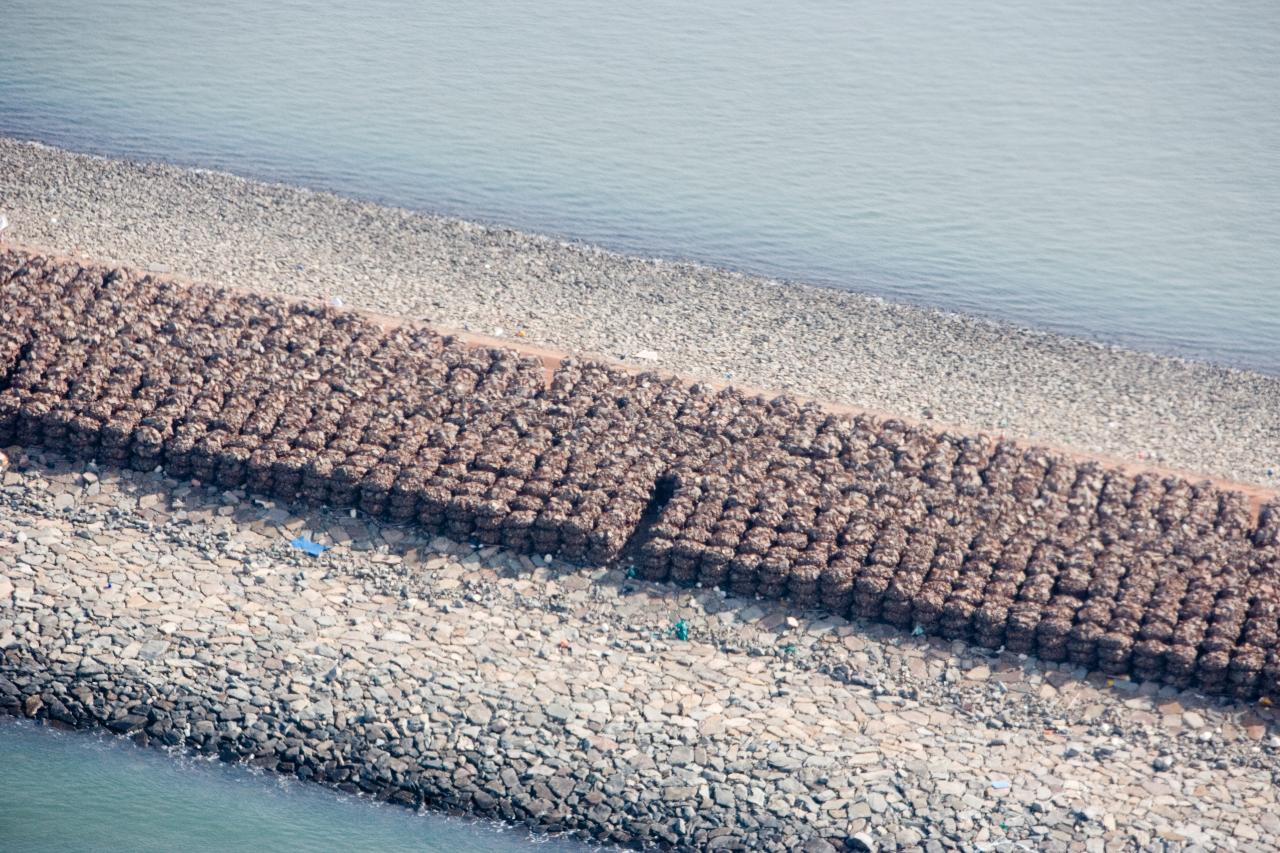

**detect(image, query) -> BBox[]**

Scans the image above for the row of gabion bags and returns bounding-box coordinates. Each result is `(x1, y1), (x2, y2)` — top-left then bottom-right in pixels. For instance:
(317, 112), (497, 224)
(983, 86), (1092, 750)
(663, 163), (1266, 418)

(633, 431), (1280, 698)
(2, 249), (1278, 699)
(0, 253), (662, 564)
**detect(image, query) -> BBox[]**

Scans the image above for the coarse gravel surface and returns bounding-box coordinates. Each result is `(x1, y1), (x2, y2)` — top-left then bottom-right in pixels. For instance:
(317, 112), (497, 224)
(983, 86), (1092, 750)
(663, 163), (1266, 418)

(0, 137), (1276, 489)
(4, 447), (1280, 851)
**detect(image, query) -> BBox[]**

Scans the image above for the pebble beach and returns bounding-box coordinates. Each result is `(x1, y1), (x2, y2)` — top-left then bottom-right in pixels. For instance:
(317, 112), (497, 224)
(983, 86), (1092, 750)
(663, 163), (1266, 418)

(3, 137), (1280, 853)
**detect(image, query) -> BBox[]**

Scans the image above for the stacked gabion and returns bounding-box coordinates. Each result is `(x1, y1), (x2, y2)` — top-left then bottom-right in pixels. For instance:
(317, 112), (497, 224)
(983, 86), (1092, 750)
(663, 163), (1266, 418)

(2, 248), (1278, 700)
(0, 252), (684, 565)
(634, 400), (1277, 699)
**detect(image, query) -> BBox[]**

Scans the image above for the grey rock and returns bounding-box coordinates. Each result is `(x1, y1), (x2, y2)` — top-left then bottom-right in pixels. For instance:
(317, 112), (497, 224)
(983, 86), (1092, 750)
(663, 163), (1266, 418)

(846, 831), (877, 852)
(544, 703), (573, 722)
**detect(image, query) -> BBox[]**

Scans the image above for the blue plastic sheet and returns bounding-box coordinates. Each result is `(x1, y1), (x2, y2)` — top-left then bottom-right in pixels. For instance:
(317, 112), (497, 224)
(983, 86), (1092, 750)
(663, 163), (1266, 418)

(289, 536), (329, 557)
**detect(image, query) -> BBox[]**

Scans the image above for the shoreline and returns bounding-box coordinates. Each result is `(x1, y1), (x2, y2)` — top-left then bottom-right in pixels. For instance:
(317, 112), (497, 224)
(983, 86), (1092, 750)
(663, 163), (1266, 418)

(0, 133), (1269, 379)
(0, 136), (1276, 489)
(4, 447), (1279, 851)
(0, 717), (572, 852)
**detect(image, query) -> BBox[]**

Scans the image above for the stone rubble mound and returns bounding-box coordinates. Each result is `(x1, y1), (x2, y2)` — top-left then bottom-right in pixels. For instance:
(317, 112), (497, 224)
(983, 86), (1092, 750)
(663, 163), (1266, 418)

(2, 249), (1277, 699)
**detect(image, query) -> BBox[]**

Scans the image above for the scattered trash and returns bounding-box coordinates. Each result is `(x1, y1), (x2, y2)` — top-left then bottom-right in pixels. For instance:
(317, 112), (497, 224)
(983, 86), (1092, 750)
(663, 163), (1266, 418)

(105, 581), (112, 589)
(330, 296), (344, 308)
(667, 619), (689, 641)
(625, 565), (637, 579)
(990, 779), (1011, 790)
(516, 330), (527, 338)
(558, 638), (572, 654)
(633, 349), (659, 361)
(492, 327), (505, 337)
(911, 624), (925, 636)
(289, 536), (329, 557)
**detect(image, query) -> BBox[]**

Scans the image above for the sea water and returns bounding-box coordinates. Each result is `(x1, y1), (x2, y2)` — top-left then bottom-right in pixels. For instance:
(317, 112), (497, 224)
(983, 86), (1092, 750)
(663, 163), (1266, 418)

(0, 720), (596, 852)
(1, 0), (1277, 372)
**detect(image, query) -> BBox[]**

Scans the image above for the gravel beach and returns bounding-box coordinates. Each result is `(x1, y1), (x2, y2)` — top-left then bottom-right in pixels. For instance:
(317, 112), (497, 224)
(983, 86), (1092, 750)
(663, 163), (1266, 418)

(0, 137), (1276, 490)
(4, 448), (1279, 851)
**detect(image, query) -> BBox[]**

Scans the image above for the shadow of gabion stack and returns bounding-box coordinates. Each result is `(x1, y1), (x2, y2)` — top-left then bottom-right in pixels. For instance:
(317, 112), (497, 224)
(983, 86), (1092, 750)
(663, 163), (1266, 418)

(1, 248), (1277, 701)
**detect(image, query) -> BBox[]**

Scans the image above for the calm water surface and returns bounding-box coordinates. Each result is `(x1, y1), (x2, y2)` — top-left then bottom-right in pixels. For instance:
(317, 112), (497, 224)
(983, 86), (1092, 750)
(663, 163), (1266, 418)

(0, 720), (594, 852)
(0, 0), (1277, 372)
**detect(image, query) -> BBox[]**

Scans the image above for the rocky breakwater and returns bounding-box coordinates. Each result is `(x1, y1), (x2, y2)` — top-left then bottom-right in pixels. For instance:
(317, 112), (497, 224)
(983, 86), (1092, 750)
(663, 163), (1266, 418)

(1, 247), (1279, 703)
(4, 449), (1280, 850)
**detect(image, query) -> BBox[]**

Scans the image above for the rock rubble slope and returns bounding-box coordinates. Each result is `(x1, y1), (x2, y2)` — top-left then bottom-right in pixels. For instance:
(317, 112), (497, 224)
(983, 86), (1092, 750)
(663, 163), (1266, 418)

(2, 450), (1278, 850)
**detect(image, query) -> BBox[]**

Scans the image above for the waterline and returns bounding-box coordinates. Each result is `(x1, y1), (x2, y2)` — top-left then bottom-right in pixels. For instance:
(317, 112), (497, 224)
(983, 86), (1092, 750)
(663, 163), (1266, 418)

(2, 0), (1277, 372)
(0, 720), (591, 853)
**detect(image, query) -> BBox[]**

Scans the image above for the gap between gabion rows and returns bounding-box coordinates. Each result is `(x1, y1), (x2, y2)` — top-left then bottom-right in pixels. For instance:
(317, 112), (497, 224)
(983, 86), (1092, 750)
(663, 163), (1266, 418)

(1, 249), (1278, 700)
